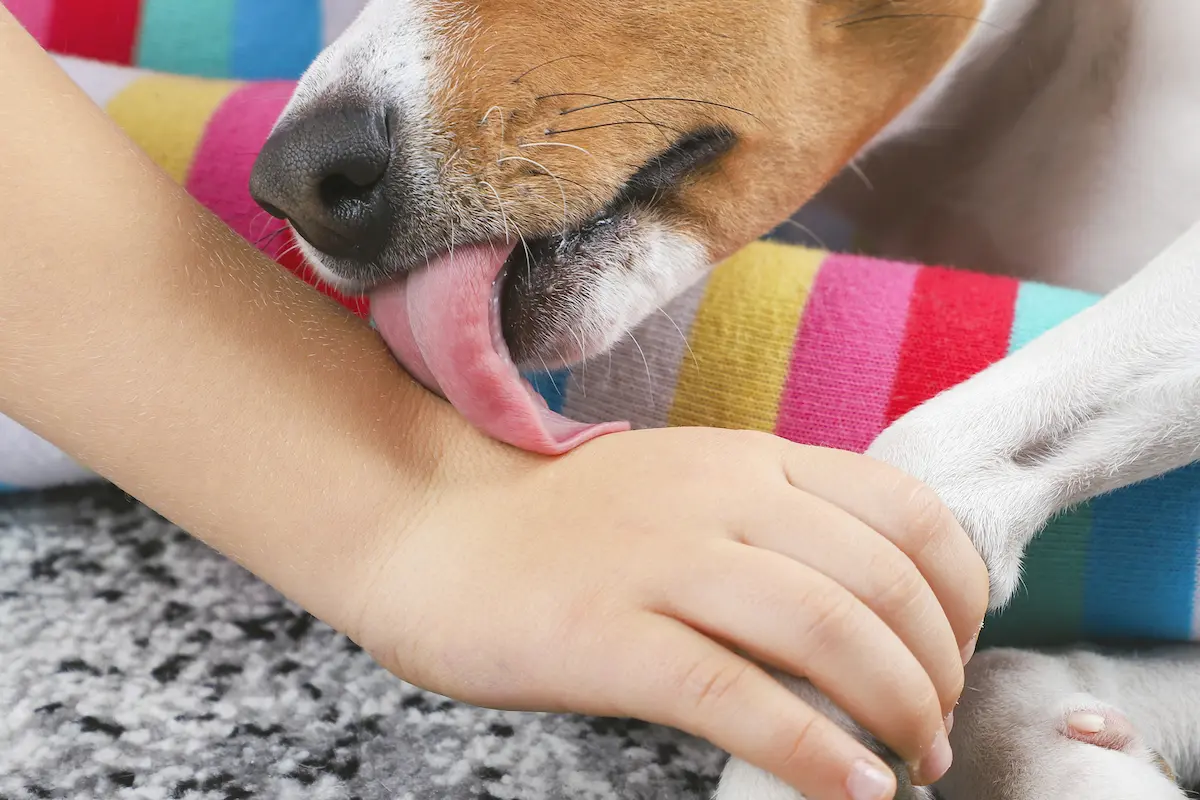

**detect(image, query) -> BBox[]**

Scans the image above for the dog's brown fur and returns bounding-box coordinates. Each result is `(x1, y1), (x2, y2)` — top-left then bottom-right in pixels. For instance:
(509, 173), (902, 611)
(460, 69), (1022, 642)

(426, 0), (982, 261)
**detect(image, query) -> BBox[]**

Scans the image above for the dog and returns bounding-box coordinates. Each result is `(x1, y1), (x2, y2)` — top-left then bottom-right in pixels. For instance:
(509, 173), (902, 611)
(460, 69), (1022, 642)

(247, 0), (1200, 796)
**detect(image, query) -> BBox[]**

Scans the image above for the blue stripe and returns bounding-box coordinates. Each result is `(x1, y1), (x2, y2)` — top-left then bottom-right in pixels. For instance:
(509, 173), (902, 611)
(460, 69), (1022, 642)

(136, 0), (237, 78)
(524, 370), (571, 414)
(1083, 463), (1200, 640)
(0, 482), (19, 493)
(232, 0), (322, 80)
(1008, 281), (1097, 354)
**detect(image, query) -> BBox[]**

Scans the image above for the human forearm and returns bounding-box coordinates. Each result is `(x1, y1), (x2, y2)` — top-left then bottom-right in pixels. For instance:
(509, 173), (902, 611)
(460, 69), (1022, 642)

(0, 9), (477, 624)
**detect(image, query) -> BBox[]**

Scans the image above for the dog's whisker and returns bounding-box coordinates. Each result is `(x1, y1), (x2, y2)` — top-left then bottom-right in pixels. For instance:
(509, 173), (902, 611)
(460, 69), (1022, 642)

(518, 141), (596, 158)
(481, 106), (506, 140)
(567, 325), (589, 373)
(545, 120), (683, 138)
(835, 12), (1004, 34)
(826, 0), (898, 27)
(848, 158), (875, 192)
(440, 148), (462, 177)
(497, 155), (571, 235)
(522, 172), (590, 191)
(775, 218), (830, 250)
(558, 96), (757, 120)
(655, 305), (698, 367)
(479, 180), (513, 244)
(627, 331), (655, 405)
(509, 219), (535, 296)
(535, 92), (675, 144)
(252, 226), (290, 249)
(512, 53), (601, 84)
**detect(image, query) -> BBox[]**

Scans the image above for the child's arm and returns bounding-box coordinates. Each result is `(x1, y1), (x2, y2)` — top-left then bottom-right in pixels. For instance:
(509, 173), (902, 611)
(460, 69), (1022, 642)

(0, 11), (987, 799)
(0, 19), (458, 620)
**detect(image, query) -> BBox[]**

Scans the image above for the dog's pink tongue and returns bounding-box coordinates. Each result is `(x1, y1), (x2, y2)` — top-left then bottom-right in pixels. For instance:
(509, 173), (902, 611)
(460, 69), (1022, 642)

(370, 242), (629, 455)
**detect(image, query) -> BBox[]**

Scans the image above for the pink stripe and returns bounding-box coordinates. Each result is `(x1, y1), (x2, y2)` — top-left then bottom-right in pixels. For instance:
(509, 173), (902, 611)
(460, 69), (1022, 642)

(186, 82), (296, 246)
(774, 254), (918, 453)
(7, 0), (54, 43)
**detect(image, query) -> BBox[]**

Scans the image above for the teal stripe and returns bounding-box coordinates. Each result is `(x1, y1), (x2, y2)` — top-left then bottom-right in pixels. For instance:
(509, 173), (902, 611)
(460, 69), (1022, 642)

(996, 281), (1200, 644)
(136, 0), (237, 78)
(982, 282), (1100, 646)
(1008, 281), (1096, 354)
(524, 370), (571, 414)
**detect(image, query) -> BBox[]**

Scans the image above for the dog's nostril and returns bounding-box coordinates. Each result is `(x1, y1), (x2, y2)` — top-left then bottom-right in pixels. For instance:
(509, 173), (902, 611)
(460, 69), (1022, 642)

(339, 152), (389, 188)
(319, 168), (382, 213)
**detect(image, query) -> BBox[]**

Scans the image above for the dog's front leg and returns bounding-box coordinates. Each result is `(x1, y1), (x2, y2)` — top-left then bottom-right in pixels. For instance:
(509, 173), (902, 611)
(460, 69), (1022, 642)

(869, 220), (1200, 609)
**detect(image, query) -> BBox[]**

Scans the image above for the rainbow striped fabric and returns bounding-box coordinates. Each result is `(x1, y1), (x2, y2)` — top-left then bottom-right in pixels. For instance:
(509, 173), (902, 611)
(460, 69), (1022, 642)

(3, 55), (1200, 649)
(4, 0), (366, 80)
(551, 244), (1200, 650)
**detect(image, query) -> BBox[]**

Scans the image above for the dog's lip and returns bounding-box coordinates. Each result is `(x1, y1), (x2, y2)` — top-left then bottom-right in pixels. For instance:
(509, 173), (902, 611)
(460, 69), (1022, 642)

(369, 240), (629, 455)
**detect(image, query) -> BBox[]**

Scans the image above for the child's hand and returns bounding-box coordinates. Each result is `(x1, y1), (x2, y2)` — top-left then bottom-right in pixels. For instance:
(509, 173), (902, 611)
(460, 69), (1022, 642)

(349, 427), (989, 800)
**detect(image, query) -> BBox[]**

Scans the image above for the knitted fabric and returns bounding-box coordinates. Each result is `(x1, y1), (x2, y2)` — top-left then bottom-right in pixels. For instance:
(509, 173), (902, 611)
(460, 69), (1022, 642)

(2, 48), (1199, 649)
(5, 0), (368, 80)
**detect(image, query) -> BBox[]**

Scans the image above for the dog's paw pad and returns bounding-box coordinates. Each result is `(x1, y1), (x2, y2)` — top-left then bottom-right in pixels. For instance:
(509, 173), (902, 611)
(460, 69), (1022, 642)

(1060, 708), (1136, 752)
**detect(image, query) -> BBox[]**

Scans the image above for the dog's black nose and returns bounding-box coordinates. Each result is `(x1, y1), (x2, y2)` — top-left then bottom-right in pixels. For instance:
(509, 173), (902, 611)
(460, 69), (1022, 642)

(249, 105), (391, 262)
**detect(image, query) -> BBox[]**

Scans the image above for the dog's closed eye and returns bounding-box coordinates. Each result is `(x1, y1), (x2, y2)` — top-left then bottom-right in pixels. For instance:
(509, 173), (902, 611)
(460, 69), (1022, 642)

(613, 126), (737, 207)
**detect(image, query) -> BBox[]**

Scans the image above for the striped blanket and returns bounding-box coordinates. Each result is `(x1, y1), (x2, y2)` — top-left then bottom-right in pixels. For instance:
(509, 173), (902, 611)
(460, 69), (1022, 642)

(3, 12), (1199, 650)
(4, 0), (366, 80)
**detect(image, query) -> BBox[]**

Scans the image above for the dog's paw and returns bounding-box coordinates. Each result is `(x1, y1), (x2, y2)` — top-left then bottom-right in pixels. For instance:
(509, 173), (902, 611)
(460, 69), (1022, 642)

(866, 397), (1060, 610)
(714, 757), (935, 800)
(936, 649), (1187, 800)
(713, 674), (935, 800)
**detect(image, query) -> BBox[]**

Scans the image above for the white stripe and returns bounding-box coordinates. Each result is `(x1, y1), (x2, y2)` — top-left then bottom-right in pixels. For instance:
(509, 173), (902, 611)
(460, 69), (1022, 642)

(55, 56), (146, 109)
(0, 415), (95, 489)
(321, 0), (371, 46)
(562, 277), (707, 431)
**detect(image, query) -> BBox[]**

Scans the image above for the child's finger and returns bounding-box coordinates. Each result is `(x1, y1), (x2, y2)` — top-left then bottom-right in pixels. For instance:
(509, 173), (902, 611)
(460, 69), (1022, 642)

(780, 445), (990, 658)
(657, 543), (951, 786)
(623, 615), (899, 800)
(741, 491), (963, 716)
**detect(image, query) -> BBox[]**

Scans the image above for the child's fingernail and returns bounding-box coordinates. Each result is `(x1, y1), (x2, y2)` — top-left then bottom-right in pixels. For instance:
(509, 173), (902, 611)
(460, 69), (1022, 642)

(914, 728), (953, 785)
(961, 634), (978, 665)
(846, 760), (893, 800)
(944, 711), (954, 735)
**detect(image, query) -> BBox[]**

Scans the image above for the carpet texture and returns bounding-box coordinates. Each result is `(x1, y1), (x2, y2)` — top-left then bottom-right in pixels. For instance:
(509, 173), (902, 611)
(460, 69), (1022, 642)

(0, 486), (724, 799)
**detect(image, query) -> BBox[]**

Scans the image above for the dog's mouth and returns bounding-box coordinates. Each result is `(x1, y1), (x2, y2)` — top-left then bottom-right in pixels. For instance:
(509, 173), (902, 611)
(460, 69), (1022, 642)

(369, 126), (736, 455)
(370, 237), (631, 455)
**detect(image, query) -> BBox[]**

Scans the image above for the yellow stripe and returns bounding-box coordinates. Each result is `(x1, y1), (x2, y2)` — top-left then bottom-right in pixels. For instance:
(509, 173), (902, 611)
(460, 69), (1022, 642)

(668, 241), (823, 432)
(106, 75), (241, 185)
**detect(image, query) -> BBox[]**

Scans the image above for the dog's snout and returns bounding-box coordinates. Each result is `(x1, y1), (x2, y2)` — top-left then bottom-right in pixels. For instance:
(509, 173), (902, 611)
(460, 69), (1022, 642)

(250, 105), (392, 262)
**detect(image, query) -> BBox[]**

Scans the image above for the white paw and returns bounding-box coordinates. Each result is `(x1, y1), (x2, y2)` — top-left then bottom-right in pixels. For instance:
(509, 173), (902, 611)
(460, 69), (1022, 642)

(936, 649), (1187, 800)
(713, 675), (934, 800)
(866, 397), (1061, 610)
(714, 757), (935, 800)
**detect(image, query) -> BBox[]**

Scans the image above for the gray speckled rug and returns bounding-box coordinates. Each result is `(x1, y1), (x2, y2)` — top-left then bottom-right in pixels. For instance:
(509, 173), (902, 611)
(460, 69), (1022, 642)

(0, 487), (723, 799)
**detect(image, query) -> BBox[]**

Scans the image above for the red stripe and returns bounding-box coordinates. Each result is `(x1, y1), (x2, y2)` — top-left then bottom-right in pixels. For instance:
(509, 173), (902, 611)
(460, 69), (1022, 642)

(885, 267), (1019, 423)
(47, 0), (142, 64)
(275, 229), (371, 318)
